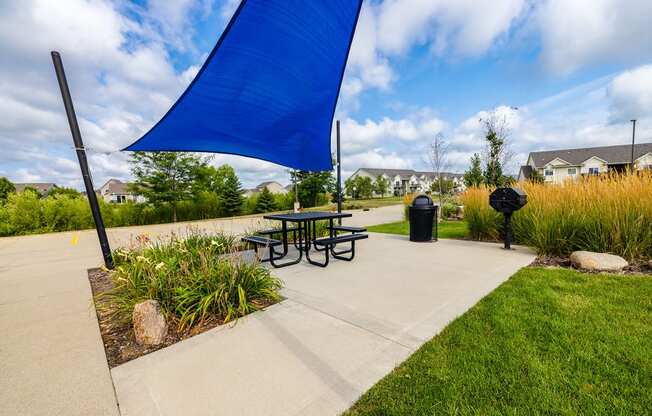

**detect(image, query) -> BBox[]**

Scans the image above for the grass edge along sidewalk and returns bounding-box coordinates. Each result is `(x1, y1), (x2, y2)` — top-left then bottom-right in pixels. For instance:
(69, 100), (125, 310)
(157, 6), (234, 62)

(344, 267), (652, 416)
(367, 220), (468, 239)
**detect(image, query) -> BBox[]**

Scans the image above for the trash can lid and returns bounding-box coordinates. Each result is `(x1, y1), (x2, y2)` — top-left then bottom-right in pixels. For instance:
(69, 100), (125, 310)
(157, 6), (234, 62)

(412, 194), (433, 206)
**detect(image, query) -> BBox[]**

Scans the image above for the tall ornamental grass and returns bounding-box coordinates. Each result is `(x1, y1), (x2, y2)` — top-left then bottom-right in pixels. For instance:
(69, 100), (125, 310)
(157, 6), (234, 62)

(461, 172), (652, 261)
(99, 232), (282, 330)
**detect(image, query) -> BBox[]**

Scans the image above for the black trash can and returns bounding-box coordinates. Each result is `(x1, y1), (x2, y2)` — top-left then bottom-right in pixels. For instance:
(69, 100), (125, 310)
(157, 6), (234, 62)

(409, 195), (438, 242)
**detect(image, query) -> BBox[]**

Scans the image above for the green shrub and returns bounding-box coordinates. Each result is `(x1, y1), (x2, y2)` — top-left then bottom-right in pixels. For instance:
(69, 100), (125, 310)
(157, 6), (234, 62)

(441, 202), (457, 219)
(100, 232), (282, 330)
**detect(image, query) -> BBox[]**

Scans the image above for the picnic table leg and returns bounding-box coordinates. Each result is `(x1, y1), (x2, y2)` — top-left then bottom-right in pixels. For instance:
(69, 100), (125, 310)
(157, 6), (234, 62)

(305, 219), (329, 267)
(268, 220), (303, 268)
(281, 220), (289, 254)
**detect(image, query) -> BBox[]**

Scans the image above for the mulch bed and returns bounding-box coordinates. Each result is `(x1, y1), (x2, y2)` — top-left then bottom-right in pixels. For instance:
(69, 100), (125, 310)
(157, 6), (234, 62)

(87, 268), (274, 368)
(531, 255), (652, 275)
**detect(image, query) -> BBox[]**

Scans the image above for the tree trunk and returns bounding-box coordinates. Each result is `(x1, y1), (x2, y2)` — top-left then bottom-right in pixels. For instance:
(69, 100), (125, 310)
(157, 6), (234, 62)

(172, 203), (177, 223)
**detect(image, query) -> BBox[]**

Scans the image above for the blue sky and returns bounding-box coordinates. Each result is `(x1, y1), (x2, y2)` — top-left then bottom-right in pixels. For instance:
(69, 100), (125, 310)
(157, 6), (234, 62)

(1, 0), (651, 188)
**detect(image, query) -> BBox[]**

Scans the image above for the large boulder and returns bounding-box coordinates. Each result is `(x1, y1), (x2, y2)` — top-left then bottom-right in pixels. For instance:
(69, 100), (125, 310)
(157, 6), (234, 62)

(132, 300), (168, 346)
(570, 251), (628, 272)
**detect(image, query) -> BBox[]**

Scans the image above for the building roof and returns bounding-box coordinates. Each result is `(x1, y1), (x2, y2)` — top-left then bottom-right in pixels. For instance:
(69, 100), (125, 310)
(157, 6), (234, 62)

(518, 165), (533, 180)
(14, 183), (57, 194)
(256, 181), (284, 190)
(100, 179), (131, 195)
(356, 168), (463, 180)
(529, 142), (652, 167)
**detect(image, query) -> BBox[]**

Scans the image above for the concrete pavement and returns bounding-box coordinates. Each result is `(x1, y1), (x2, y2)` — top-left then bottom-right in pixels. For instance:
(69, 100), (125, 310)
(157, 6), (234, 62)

(1, 204), (536, 415)
(0, 205), (402, 415)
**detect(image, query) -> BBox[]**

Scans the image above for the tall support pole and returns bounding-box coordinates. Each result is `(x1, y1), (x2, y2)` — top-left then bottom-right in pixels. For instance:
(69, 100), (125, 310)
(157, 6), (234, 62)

(336, 120), (342, 225)
(51, 51), (113, 269)
(630, 119), (637, 172)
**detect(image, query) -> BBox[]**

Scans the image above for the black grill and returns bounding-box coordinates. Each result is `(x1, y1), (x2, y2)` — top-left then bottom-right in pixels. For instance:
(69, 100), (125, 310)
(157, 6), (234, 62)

(489, 187), (528, 249)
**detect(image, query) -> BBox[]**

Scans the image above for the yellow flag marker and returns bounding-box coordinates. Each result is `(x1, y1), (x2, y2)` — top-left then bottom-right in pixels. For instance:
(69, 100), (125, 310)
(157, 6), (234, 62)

(71, 233), (79, 246)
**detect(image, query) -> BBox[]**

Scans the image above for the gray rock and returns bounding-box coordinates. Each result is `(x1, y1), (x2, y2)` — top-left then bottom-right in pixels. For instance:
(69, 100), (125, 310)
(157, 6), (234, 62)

(570, 251), (628, 272)
(133, 300), (168, 346)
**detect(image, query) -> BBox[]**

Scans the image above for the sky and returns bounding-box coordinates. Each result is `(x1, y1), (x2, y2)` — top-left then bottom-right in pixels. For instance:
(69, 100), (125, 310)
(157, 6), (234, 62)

(1, 0), (651, 189)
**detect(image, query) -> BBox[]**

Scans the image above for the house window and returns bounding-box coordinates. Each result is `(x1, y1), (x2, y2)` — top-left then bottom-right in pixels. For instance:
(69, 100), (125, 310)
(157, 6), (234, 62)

(588, 167), (599, 175)
(544, 169), (553, 176)
(567, 168), (576, 175)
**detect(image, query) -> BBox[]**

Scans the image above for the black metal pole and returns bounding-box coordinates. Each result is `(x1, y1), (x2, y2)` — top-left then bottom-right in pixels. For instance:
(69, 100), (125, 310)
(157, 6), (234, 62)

(503, 212), (512, 250)
(336, 120), (342, 225)
(630, 119), (637, 172)
(51, 51), (113, 269)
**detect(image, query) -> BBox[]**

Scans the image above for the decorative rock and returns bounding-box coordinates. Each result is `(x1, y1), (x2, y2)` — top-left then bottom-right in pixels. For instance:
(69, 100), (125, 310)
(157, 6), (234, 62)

(570, 251), (628, 272)
(132, 300), (168, 346)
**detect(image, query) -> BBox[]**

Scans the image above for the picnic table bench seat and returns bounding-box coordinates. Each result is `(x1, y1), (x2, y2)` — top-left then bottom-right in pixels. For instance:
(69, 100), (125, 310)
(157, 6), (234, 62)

(314, 233), (368, 246)
(241, 235), (282, 247)
(330, 225), (366, 233)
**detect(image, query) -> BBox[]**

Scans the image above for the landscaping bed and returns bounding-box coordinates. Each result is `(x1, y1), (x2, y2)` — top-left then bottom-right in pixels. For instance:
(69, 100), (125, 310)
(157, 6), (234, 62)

(344, 267), (652, 415)
(88, 232), (282, 368)
(532, 254), (652, 275)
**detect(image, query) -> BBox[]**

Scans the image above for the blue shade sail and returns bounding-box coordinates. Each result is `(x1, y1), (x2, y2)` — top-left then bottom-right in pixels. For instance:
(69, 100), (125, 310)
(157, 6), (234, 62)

(124, 0), (363, 172)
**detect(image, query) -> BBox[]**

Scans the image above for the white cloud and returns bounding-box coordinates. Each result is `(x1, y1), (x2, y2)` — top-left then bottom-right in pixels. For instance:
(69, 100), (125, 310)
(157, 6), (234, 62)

(340, 0), (525, 109)
(338, 112), (446, 155)
(377, 0), (525, 57)
(536, 0), (652, 75)
(0, 0), (213, 189)
(607, 64), (652, 122)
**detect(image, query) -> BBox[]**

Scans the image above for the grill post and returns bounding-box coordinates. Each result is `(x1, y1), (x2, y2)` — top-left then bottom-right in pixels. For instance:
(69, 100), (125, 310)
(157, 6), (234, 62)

(503, 212), (512, 250)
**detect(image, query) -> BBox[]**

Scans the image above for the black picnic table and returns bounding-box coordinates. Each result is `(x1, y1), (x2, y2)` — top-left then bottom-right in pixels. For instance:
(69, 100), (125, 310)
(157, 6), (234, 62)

(256, 211), (366, 268)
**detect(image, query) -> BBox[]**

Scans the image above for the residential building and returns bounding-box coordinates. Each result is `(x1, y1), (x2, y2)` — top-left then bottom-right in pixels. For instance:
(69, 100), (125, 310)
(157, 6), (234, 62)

(14, 183), (58, 196)
(518, 142), (652, 184)
(243, 181), (289, 197)
(98, 179), (145, 203)
(347, 168), (465, 196)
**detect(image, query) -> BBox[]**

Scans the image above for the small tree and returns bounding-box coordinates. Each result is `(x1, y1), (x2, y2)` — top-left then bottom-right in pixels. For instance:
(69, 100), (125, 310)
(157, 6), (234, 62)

(373, 175), (389, 198)
(463, 153), (484, 187)
(0, 177), (15, 203)
(254, 187), (276, 213)
(430, 177), (454, 195)
(428, 132), (450, 211)
(480, 110), (513, 187)
(290, 170), (334, 208)
(129, 152), (207, 222)
(221, 170), (244, 216)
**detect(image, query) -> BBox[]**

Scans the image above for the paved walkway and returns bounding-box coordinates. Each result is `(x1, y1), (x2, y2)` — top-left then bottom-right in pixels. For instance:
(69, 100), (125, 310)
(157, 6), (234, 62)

(0, 204), (536, 415)
(0, 205), (401, 415)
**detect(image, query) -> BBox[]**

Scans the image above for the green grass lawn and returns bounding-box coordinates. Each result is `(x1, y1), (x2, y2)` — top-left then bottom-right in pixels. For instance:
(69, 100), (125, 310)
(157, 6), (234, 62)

(344, 267), (652, 415)
(367, 220), (468, 239)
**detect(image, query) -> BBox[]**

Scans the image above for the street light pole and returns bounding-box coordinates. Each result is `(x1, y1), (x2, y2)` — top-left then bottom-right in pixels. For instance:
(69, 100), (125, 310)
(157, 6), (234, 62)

(630, 119), (637, 172)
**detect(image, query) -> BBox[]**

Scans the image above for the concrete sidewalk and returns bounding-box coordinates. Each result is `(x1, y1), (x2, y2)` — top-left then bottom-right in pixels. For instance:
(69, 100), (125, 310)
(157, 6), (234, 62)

(0, 205), (402, 415)
(111, 235), (535, 416)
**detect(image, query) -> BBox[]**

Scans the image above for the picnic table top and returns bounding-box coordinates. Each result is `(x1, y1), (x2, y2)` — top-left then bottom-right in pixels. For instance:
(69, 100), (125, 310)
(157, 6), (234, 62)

(264, 211), (352, 222)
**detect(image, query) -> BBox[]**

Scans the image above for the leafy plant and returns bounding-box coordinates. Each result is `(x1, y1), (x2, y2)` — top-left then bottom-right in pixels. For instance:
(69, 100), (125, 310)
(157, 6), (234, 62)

(99, 232), (282, 330)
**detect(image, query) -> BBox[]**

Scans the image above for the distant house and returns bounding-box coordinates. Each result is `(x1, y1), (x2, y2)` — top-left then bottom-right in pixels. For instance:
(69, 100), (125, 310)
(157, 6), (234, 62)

(518, 143), (652, 184)
(98, 179), (145, 203)
(347, 168), (465, 196)
(14, 183), (58, 196)
(243, 181), (288, 197)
